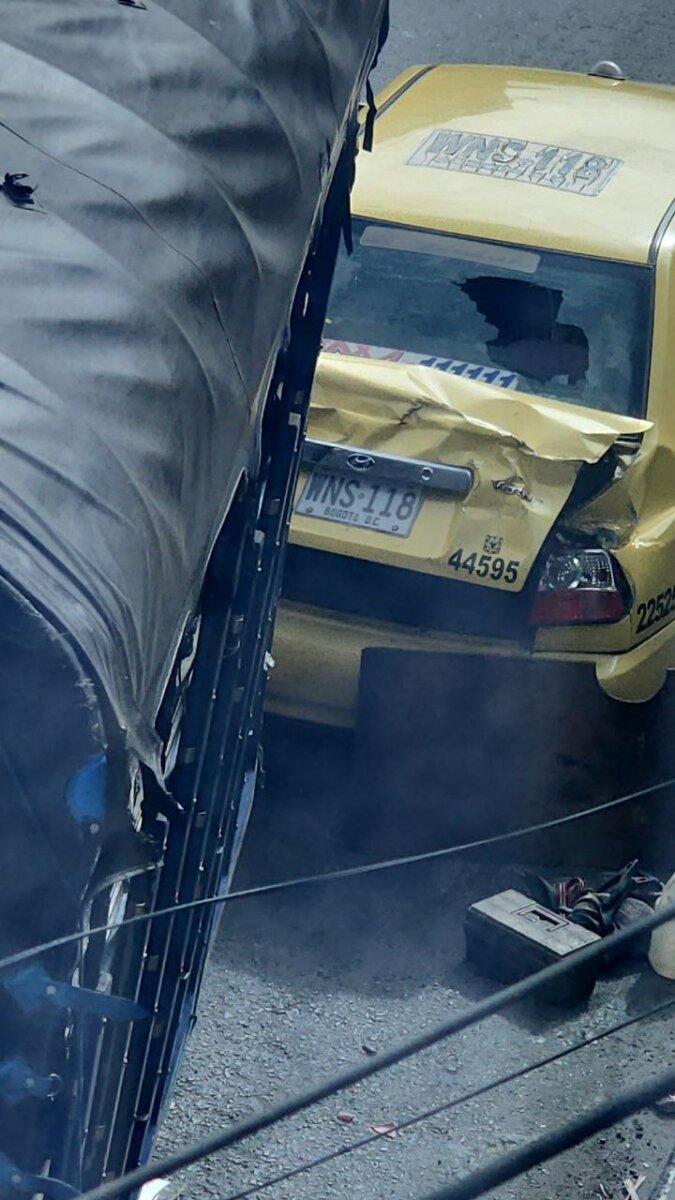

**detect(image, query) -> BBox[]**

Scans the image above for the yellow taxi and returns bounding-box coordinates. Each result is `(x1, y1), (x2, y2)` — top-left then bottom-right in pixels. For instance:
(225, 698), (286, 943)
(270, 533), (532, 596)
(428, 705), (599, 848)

(268, 63), (675, 731)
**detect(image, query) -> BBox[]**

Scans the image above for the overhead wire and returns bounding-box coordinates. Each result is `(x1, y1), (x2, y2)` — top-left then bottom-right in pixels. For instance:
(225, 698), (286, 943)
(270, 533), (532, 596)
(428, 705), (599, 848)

(77, 894), (675, 1200)
(2, 770), (674, 975)
(219, 993), (675, 1200)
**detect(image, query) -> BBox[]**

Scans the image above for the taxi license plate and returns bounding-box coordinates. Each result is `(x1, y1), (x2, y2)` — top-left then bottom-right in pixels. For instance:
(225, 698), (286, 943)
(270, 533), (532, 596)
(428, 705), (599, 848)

(295, 470), (423, 537)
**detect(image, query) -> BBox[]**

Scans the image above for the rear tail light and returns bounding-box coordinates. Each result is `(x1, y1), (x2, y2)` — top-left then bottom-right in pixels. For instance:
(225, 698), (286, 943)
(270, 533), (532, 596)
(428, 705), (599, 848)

(531, 548), (627, 625)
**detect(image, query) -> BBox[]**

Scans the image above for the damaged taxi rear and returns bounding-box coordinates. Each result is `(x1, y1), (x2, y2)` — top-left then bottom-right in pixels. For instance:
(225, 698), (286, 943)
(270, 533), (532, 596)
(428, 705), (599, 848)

(269, 64), (675, 731)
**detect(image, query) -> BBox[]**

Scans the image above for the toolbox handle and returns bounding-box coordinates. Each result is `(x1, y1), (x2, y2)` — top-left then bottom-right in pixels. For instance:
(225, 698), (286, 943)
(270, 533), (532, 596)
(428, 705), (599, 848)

(516, 902), (569, 932)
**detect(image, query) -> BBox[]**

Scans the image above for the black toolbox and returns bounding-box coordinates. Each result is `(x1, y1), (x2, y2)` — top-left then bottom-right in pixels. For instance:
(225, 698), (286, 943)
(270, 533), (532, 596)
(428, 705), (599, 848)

(465, 889), (601, 1004)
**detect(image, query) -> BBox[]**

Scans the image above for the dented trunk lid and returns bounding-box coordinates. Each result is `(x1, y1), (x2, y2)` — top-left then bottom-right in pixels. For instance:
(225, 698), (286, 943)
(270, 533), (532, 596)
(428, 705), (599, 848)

(291, 355), (651, 590)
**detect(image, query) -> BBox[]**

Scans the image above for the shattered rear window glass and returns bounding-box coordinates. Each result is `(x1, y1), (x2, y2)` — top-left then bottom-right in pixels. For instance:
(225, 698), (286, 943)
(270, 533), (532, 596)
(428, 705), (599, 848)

(323, 221), (653, 417)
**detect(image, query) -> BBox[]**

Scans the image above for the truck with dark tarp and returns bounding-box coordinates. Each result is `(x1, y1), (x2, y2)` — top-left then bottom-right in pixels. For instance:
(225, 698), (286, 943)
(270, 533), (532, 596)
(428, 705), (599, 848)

(0, 1), (389, 1192)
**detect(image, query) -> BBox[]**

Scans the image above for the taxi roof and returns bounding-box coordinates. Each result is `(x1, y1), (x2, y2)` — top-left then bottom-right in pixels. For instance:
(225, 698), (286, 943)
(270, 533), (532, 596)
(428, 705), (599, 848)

(353, 65), (675, 264)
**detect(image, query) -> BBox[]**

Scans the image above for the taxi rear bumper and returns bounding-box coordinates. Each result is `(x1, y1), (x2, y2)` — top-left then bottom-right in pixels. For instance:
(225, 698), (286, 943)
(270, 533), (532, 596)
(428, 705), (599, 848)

(267, 596), (670, 726)
(267, 597), (509, 726)
(267, 599), (675, 866)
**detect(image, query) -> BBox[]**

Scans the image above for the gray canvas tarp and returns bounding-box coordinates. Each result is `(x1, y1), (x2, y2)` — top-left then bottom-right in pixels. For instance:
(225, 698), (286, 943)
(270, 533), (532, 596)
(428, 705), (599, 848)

(0, 0), (388, 770)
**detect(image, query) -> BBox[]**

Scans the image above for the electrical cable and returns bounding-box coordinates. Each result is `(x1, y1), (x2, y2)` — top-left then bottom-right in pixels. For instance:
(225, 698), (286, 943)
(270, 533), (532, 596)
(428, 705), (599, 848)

(77, 895), (675, 1200)
(2, 770), (673, 975)
(418, 1064), (675, 1200)
(219, 993), (675, 1200)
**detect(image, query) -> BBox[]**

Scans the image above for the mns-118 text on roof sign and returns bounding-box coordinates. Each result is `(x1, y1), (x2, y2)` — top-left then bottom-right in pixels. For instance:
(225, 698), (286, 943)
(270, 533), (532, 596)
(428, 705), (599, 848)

(408, 129), (622, 196)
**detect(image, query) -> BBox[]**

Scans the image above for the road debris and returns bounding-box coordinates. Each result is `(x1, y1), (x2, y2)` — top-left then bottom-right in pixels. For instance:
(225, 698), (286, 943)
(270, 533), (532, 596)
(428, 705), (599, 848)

(624, 1173), (646, 1199)
(369, 1123), (398, 1139)
(336, 1112), (355, 1124)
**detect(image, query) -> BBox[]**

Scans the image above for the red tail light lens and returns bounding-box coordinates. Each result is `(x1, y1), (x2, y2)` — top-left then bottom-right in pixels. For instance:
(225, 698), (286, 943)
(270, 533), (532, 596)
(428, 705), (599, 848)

(531, 548), (627, 625)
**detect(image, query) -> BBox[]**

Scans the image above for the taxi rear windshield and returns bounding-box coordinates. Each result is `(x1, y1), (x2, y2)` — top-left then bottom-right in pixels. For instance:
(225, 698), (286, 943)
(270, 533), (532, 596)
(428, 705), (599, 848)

(323, 222), (653, 417)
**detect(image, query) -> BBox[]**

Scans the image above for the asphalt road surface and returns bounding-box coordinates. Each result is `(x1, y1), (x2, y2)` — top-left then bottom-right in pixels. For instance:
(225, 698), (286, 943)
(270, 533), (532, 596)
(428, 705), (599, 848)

(375, 0), (673, 85)
(157, 5), (675, 1199)
(159, 712), (675, 1200)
